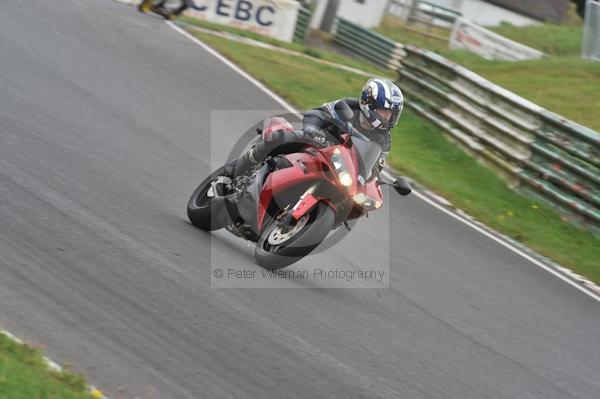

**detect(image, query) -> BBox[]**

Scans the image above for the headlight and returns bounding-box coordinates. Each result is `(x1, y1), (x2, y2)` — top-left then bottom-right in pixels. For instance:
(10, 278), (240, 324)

(331, 148), (352, 187)
(353, 193), (381, 210)
(331, 149), (343, 170)
(338, 172), (353, 187)
(353, 193), (367, 204)
(363, 198), (375, 208)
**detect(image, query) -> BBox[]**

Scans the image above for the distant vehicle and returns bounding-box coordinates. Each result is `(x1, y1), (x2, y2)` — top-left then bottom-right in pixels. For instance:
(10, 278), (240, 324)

(187, 103), (412, 269)
(138, 0), (189, 20)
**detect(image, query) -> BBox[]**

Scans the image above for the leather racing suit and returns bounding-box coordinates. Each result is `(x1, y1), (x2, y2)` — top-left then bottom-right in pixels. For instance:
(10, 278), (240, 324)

(225, 98), (391, 177)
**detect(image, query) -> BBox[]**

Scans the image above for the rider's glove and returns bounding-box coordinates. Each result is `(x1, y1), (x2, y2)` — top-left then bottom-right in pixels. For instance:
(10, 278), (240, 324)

(304, 129), (327, 147)
(374, 152), (387, 174)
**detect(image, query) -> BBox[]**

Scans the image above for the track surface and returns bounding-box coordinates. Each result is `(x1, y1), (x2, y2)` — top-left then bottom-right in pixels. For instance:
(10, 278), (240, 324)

(1, 1), (599, 398)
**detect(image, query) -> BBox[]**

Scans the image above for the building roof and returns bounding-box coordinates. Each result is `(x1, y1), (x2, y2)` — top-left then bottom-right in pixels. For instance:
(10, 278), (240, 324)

(484, 0), (571, 23)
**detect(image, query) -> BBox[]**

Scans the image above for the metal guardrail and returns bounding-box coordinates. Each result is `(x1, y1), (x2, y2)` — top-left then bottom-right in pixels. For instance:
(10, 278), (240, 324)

(397, 45), (600, 232)
(407, 0), (461, 25)
(389, 0), (461, 28)
(332, 18), (405, 70)
(331, 17), (600, 233)
(293, 7), (312, 43)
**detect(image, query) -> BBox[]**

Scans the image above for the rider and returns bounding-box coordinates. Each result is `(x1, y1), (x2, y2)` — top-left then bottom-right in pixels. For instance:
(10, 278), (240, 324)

(225, 78), (404, 178)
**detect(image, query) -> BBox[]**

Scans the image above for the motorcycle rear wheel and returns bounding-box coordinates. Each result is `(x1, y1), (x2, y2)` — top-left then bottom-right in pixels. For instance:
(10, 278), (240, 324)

(187, 166), (228, 231)
(255, 202), (334, 269)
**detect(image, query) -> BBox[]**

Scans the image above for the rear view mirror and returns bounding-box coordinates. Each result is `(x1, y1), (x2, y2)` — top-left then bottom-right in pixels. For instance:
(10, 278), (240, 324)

(334, 101), (354, 122)
(393, 177), (412, 196)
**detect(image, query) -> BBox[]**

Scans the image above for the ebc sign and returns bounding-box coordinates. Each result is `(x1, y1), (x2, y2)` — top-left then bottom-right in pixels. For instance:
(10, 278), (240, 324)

(186, 0), (300, 42)
(193, 0), (276, 26)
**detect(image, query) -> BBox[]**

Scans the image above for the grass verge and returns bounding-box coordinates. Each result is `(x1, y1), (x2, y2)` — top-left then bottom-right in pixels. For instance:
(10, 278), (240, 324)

(375, 16), (600, 131)
(179, 16), (393, 78)
(192, 31), (600, 284)
(0, 333), (94, 399)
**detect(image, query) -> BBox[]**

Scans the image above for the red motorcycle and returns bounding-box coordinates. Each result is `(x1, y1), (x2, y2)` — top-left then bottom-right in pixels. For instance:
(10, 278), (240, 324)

(187, 104), (411, 269)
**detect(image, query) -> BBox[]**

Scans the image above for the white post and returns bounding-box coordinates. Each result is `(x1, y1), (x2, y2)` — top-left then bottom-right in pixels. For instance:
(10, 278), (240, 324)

(310, 0), (330, 29)
(582, 0), (600, 61)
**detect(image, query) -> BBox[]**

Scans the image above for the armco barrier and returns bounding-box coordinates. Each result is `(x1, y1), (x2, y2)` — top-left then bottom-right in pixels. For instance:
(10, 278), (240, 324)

(397, 44), (600, 232)
(293, 7), (311, 43)
(332, 18), (405, 70)
(331, 17), (600, 232)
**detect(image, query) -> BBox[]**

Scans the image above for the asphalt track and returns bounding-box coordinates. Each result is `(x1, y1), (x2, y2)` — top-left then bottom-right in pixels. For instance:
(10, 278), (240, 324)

(1, 1), (599, 398)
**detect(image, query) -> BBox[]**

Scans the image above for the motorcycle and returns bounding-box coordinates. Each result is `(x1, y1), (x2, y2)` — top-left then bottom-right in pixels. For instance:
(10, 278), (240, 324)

(138, 0), (187, 20)
(187, 102), (412, 269)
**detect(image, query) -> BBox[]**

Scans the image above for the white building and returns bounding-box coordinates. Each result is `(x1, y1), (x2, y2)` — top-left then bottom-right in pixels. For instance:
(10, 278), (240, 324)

(421, 0), (570, 27)
(310, 0), (390, 30)
(311, 0), (572, 31)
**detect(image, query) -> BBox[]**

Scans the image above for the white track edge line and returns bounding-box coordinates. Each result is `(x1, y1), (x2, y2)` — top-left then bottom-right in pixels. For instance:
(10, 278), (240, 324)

(166, 20), (600, 304)
(411, 189), (600, 303)
(166, 21), (301, 118)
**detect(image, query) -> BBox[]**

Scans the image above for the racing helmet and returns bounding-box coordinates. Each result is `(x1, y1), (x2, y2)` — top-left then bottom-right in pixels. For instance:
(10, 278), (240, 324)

(359, 78), (404, 130)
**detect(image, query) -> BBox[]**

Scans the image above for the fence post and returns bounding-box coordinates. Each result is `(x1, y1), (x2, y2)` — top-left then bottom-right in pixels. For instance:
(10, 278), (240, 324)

(294, 7), (312, 43)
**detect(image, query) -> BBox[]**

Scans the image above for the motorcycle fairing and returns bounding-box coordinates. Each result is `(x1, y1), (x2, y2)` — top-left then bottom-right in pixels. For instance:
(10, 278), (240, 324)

(290, 193), (319, 220)
(262, 117), (295, 141)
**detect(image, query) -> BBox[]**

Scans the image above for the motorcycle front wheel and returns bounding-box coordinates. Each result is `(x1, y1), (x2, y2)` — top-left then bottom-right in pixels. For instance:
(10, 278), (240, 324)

(254, 202), (335, 269)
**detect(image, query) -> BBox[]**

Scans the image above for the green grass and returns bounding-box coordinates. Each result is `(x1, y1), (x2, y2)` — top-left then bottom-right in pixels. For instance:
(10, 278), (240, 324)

(445, 54), (600, 130)
(438, 21), (600, 129)
(179, 16), (393, 78)
(489, 23), (583, 56)
(376, 15), (583, 56)
(192, 31), (600, 284)
(376, 15), (600, 131)
(0, 333), (94, 399)
(193, 32), (369, 106)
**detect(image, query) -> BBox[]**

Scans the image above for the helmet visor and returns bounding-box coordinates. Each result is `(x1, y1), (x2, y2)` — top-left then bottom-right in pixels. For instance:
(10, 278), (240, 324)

(375, 108), (400, 129)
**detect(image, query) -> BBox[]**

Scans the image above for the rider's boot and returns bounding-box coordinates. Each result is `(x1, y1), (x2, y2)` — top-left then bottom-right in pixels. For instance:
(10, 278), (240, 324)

(224, 152), (255, 178)
(224, 139), (273, 178)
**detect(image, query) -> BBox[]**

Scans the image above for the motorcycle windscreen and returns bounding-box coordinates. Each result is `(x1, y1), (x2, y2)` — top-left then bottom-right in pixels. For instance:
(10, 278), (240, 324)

(352, 137), (383, 183)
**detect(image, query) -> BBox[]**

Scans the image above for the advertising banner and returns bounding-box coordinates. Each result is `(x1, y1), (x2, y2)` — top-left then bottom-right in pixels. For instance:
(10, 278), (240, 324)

(186, 0), (300, 42)
(449, 18), (544, 61)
